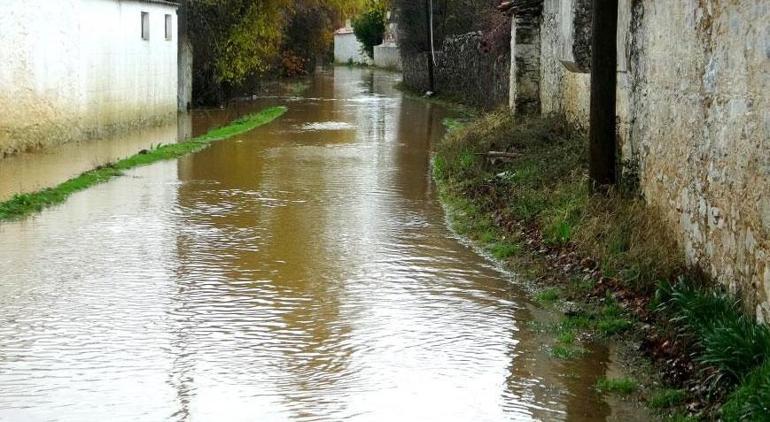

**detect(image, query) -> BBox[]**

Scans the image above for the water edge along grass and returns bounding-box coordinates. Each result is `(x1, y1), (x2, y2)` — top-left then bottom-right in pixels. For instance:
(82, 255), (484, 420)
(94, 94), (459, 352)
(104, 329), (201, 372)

(432, 110), (770, 419)
(0, 106), (288, 221)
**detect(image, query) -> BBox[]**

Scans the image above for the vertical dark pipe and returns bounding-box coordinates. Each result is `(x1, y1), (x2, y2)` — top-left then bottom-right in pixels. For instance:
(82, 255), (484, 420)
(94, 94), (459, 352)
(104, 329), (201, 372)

(589, 0), (619, 191)
(424, 0), (435, 92)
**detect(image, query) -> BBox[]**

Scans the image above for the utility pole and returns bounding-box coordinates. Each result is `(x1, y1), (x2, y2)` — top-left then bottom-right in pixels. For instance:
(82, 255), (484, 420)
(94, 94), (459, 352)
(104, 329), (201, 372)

(588, 0), (619, 192)
(424, 0), (435, 93)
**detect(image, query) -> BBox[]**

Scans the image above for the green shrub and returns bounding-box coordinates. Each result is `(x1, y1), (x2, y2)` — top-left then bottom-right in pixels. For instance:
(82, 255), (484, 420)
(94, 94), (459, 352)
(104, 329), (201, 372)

(352, 1), (387, 58)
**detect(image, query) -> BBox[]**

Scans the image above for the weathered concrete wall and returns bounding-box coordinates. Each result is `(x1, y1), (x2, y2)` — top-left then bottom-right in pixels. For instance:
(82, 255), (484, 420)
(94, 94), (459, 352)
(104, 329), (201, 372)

(514, 0), (770, 320)
(0, 0), (179, 156)
(374, 44), (402, 70)
(334, 30), (372, 65)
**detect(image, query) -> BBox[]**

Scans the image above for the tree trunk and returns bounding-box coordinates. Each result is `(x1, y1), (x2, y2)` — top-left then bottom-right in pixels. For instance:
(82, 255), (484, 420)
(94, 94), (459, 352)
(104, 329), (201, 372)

(588, 0), (619, 191)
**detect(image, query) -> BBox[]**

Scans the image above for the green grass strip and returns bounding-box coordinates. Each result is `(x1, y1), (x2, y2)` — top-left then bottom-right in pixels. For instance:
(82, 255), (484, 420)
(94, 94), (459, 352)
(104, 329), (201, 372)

(0, 106), (288, 221)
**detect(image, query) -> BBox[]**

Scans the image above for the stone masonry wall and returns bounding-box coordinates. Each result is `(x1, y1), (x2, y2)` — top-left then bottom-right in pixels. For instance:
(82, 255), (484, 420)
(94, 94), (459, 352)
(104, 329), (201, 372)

(401, 33), (510, 110)
(513, 0), (770, 320)
(538, 0), (591, 129)
(627, 0), (770, 321)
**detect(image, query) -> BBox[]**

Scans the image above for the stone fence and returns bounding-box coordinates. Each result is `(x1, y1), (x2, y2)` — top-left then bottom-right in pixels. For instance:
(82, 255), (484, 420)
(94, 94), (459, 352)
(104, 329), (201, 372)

(401, 32), (510, 109)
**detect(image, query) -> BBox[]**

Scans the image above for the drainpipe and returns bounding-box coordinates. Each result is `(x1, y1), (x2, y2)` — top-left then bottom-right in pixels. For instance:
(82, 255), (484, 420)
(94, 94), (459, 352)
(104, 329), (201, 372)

(588, 0), (619, 192)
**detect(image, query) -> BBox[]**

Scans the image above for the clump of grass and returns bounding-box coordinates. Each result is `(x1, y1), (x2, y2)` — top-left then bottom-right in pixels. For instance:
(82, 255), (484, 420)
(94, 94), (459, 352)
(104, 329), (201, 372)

(535, 287), (561, 304)
(596, 377), (639, 395)
(721, 361), (770, 421)
(649, 388), (687, 409)
(0, 106), (288, 221)
(548, 313), (590, 359)
(488, 241), (521, 260)
(573, 196), (684, 293)
(596, 300), (633, 336)
(442, 117), (469, 132)
(551, 343), (586, 359)
(656, 280), (770, 393)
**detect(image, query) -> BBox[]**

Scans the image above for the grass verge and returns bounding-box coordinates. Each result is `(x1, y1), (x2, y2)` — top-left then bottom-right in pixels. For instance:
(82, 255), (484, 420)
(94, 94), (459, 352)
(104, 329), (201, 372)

(432, 110), (770, 420)
(0, 106), (288, 221)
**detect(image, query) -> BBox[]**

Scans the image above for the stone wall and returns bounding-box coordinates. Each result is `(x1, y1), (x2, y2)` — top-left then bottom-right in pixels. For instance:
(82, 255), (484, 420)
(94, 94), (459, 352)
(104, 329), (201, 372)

(402, 32), (510, 109)
(509, 0), (770, 321)
(401, 52), (432, 93)
(0, 0), (179, 157)
(627, 0), (770, 321)
(509, 7), (542, 115)
(538, 0), (591, 129)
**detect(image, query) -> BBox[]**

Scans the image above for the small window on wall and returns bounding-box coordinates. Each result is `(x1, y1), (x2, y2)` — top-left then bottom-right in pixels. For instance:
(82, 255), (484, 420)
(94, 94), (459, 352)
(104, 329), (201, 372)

(165, 14), (172, 41)
(141, 12), (150, 40)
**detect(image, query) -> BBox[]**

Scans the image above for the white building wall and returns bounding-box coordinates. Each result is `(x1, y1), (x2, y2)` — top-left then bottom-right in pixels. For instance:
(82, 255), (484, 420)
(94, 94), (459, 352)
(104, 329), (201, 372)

(0, 0), (178, 156)
(334, 32), (371, 65)
(373, 44), (401, 70)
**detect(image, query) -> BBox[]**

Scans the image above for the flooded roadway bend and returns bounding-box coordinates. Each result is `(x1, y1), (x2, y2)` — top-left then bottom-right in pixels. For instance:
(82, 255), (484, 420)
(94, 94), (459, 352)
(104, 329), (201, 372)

(0, 69), (632, 421)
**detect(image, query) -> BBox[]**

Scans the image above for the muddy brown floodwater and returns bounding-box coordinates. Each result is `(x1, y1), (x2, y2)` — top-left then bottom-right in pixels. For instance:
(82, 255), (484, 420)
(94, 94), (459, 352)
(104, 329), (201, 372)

(0, 68), (648, 421)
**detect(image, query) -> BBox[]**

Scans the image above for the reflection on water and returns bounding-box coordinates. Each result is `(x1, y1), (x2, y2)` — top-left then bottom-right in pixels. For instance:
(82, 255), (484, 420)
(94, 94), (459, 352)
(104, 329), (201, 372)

(0, 115), (192, 201)
(0, 68), (642, 421)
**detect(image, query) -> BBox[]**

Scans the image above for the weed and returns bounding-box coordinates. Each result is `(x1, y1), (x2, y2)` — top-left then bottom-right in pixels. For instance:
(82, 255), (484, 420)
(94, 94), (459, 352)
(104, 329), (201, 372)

(721, 361), (770, 421)
(597, 301), (633, 336)
(535, 288), (561, 304)
(596, 377), (639, 395)
(657, 280), (770, 392)
(488, 242), (521, 260)
(551, 343), (586, 359)
(649, 389), (687, 409)
(442, 118), (468, 132)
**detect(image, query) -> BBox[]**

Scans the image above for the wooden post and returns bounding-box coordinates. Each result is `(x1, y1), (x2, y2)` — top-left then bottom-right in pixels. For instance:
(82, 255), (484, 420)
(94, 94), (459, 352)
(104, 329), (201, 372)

(424, 0), (435, 92)
(588, 0), (619, 191)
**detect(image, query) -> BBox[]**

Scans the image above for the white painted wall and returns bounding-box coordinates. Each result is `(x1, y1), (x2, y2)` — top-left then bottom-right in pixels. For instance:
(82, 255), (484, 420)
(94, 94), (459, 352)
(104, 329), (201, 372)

(0, 0), (178, 156)
(334, 30), (371, 65)
(374, 44), (401, 70)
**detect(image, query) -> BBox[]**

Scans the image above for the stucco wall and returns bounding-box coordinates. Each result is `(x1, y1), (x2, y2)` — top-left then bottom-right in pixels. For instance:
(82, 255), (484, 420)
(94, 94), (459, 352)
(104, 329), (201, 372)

(334, 31), (371, 65)
(513, 0), (770, 320)
(0, 0), (178, 156)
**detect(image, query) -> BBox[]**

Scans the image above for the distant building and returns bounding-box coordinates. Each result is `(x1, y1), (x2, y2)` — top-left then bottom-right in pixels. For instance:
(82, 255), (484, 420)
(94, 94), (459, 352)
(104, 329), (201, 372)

(0, 0), (189, 157)
(373, 12), (401, 70)
(333, 20), (372, 66)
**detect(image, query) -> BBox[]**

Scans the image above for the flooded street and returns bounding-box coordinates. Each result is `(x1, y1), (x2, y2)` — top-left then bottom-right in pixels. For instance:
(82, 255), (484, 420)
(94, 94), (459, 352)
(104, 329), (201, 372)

(0, 68), (633, 421)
